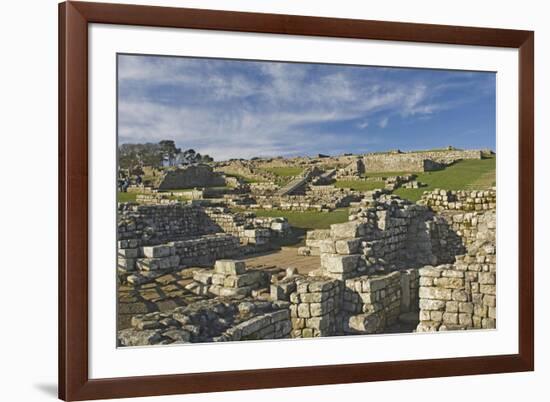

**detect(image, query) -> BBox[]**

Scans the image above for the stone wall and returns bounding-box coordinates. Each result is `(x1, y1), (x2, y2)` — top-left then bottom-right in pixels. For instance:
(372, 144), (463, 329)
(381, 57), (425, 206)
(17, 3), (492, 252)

(118, 234), (241, 273)
(289, 277), (343, 337)
(417, 208), (496, 332)
(363, 149), (482, 173)
(314, 193), (438, 280)
(342, 271), (407, 334)
(118, 203), (220, 243)
(157, 164), (226, 190)
(252, 189), (361, 212)
(417, 264), (495, 331)
(118, 204), (240, 272)
(203, 207), (290, 252)
(420, 189), (496, 212)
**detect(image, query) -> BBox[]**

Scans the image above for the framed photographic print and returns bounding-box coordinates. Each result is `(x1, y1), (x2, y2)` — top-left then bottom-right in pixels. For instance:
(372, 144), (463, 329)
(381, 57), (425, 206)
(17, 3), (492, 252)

(59, 1), (534, 400)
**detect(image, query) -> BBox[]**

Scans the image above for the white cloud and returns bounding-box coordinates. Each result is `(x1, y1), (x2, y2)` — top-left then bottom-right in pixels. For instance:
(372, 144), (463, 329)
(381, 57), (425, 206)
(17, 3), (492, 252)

(117, 55), (490, 160)
(357, 120), (369, 129)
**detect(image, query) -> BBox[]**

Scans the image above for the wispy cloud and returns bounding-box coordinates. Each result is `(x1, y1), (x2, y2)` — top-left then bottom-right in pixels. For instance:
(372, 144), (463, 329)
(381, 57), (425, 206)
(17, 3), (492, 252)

(118, 55), (495, 159)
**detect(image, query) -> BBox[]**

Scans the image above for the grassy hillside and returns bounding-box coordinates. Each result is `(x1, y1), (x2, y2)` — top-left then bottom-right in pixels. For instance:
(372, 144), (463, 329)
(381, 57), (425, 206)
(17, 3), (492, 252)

(393, 157), (496, 201)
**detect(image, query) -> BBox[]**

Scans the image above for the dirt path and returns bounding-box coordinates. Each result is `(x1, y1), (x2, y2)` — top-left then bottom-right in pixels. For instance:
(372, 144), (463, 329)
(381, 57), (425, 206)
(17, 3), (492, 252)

(244, 247), (321, 275)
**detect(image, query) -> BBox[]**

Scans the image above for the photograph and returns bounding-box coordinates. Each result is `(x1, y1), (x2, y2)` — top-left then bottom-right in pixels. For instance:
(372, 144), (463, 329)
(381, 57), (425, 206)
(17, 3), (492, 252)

(116, 54), (497, 346)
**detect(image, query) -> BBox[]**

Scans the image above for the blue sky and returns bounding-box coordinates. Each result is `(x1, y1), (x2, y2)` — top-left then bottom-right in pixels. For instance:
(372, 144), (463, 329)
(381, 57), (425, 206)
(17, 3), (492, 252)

(118, 54), (496, 161)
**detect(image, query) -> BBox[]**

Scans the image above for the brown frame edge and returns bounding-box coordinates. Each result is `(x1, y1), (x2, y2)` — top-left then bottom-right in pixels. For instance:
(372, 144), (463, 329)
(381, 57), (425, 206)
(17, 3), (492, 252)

(58, 1), (534, 401)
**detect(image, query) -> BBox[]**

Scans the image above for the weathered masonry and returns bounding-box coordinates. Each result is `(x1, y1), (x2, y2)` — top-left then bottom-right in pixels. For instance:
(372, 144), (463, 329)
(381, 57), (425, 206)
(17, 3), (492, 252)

(118, 187), (496, 345)
(362, 149), (483, 172)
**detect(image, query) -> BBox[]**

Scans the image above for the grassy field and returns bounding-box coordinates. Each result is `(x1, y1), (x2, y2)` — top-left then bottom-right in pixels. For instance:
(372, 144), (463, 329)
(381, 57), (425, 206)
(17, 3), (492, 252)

(334, 180), (385, 191)
(117, 192), (138, 202)
(261, 166), (305, 177)
(393, 157), (496, 202)
(233, 207), (349, 230)
(239, 207), (350, 246)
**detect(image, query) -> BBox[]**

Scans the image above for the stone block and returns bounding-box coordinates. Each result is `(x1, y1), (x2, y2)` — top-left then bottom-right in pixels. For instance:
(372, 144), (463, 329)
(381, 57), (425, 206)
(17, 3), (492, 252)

(136, 255), (179, 271)
(419, 299), (446, 310)
(452, 290), (469, 302)
(142, 245), (174, 258)
(459, 302), (474, 314)
(193, 271), (212, 285)
(330, 221), (365, 240)
(419, 310), (431, 321)
(335, 239), (361, 255)
(347, 313), (380, 334)
(442, 312), (458, 325)
(306, 316), (330, 331)
(419, 286), (452, 301)
(321, 254), (360, 273)
(483, 295), (496, 307)
(478, 272), (496, 284)
(118, 248), (139, 258)
(214, 260), (246, 275)
(319, 240), (336, 254)
(446, 301), (459, 313)
(480, 284), (496, 295)
(430, 311), (443, 322)
(434, 277), (464, 289)
(117, 257), (136, 272)
(297, 303), (311, 318)
(419, 266), (442, 277)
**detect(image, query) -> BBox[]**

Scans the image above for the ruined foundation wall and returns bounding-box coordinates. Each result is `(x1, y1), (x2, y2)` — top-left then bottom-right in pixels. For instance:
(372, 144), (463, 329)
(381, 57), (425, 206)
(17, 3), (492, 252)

(363, 150), (482, 173)
(117, 204), (241, 272)
(157, 165), (226, 190)
(417, 209), (496, 331)
(118, 204), (218, 243)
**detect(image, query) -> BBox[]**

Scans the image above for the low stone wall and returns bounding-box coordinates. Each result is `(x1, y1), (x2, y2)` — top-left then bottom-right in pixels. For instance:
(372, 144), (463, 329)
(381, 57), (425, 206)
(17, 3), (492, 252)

(342, 272), (402, 333)
(187, 260), (270, 298)
(157, 164), (226, 190)
(363, 150), (482, 173)
(203, 207), (290, 252)
(252, 188), (360, 212)
(420, 189), (496, 212)
(289, 278), (342, 337)
(118, 233), (241, 273)
(118, 203), (218, 243)
(417, 264), (496, 331)
(118, 298), (291, 346)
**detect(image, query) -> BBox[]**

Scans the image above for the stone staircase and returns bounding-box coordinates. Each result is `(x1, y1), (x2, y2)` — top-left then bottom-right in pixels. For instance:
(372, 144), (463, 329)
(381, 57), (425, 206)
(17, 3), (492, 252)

(276, 169), (310, 196)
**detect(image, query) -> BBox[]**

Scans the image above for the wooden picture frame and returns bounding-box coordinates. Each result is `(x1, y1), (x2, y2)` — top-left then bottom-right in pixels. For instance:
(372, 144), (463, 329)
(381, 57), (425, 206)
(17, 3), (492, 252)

(59, 1), (534, 400)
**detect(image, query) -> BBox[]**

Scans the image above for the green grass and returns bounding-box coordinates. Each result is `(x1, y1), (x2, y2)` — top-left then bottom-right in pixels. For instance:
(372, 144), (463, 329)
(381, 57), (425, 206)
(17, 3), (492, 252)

(117, 192), (138, 202)
(393, 157), (496, 202)
(260, 166), (305, 177)
(334, 180), (385, 191)
(234, 207), (350, 247)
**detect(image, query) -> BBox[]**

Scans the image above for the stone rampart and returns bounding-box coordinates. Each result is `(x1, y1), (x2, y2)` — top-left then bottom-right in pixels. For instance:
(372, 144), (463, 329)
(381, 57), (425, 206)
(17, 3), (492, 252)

(363, 149), (482, 173)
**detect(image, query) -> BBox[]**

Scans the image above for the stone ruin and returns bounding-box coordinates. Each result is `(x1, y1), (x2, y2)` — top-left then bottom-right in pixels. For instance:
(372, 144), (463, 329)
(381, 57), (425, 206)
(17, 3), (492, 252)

(117, 203), (290, 281)
(118, 186), (496, 345)
(362, 149), (483, 173)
